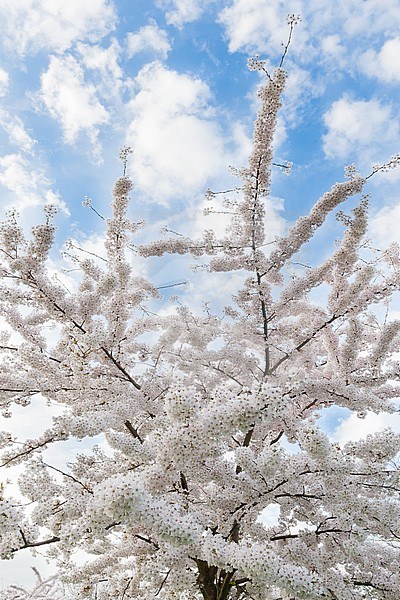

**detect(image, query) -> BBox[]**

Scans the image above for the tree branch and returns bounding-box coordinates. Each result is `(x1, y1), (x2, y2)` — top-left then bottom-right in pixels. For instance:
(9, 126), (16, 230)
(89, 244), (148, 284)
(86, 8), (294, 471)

(269, 312), (347, 374)
(124, 420), (143, 443)
(12, 529), (60, 553)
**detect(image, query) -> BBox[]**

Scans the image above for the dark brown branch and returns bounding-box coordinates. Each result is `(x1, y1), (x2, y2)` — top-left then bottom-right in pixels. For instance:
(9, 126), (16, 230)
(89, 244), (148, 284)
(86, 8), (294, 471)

(180, 471), (189, 492)
(155, 569), (171, 597)
(101, 347), (141, 390)
(206, 363), (244, 387)
(234, 578), (251, 586)
(236, 426), (255, 474)
(269, 312), (347, 374)
(228, 521), (240, 543)
(124, 420), (143, 443)
(270, 533), (298, 541)
(248, 155), (272, 378)
(243, 427), (254, 447)
(1, 436), (56, 467)
(24, 270), (142, 391)
(12, 529), (60, 553)
(231, 479), (288, 518)
(269, 431), (284, 445)
(275, 492), (324, 500)
(42, 461), (93, 494)
(134, 534), (159, 549)
(316, 528), (349, 536)
(352, 580), (389, 592)
(105, 521), (121, 530)
(121, 577), (133, 600)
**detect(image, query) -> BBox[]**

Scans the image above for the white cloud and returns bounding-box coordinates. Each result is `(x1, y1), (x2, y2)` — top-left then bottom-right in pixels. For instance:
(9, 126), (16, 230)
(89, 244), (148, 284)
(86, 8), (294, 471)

(0, 550), (57, 589)
(330, 0), (400, 37)
(0, 67), (9, 96)
(283, 67), (324, 126)
(218, 0), (305, 55)
(370, 203), (400, 246)
(0, 0), (115, 55)
(0, 153), (69, 215)
(77, 39), (124, 99)
(360, 38), (400, 84)
(257, 503), (280, 527)
(78, 39), (122, 77)
(156, 0), (214, 28)
(333, 411), (400, 446)
(126, 21), (171, 60)
(126, 62), (226, 203)
(0, 109), (36, 154)
(0, 153), (45, 207)
(229, 121), (253, 166)
(301, 0), (400, 42)
(322, 96), (399, 162)
(38, 55), (109, 156)
(318, 33), (348, 71)
(307, 1), (400, 80)
(218, 0), (400, 77)
(184, 269), (246, 314)
(321, 34), (344, 57)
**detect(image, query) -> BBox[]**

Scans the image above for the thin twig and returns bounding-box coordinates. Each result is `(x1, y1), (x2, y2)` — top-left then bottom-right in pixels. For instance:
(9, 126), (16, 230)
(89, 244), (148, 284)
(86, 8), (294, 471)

(156, 281), (187, 290)
(155, 569), (171, 597)
(42, 461), (93, 494)
(12, 529), (60, 553)
(279, 19), (295, 68)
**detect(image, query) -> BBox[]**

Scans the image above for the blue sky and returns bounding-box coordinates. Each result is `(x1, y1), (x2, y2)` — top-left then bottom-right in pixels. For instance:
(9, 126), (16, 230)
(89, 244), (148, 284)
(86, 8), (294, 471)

(1, 0), (399, 246)
(1, 0), (400, 591)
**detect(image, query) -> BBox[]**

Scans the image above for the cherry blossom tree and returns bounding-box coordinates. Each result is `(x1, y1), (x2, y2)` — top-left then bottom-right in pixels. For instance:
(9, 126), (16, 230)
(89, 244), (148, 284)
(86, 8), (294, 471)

(2, 17), (400, 600)
(2, 569), (67, 600)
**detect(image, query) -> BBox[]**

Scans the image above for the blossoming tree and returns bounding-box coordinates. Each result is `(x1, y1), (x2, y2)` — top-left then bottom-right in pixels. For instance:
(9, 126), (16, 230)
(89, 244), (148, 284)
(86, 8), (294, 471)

(1, 18), (400, 600)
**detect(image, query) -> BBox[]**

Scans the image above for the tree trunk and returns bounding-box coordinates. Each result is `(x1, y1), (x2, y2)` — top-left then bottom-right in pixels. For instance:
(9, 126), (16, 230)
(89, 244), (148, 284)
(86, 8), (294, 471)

(197, 559), (218, 600)
(196, 559), (236, 600)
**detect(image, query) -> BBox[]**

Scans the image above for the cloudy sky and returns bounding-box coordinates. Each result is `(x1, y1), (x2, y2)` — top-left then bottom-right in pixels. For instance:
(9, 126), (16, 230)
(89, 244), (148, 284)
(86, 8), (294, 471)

(1, 0), (400, 591)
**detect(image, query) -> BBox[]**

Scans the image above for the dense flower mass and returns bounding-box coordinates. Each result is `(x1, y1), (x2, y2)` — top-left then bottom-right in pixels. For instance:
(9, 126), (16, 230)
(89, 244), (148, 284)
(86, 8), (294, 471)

(1, 40), (400, 600)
